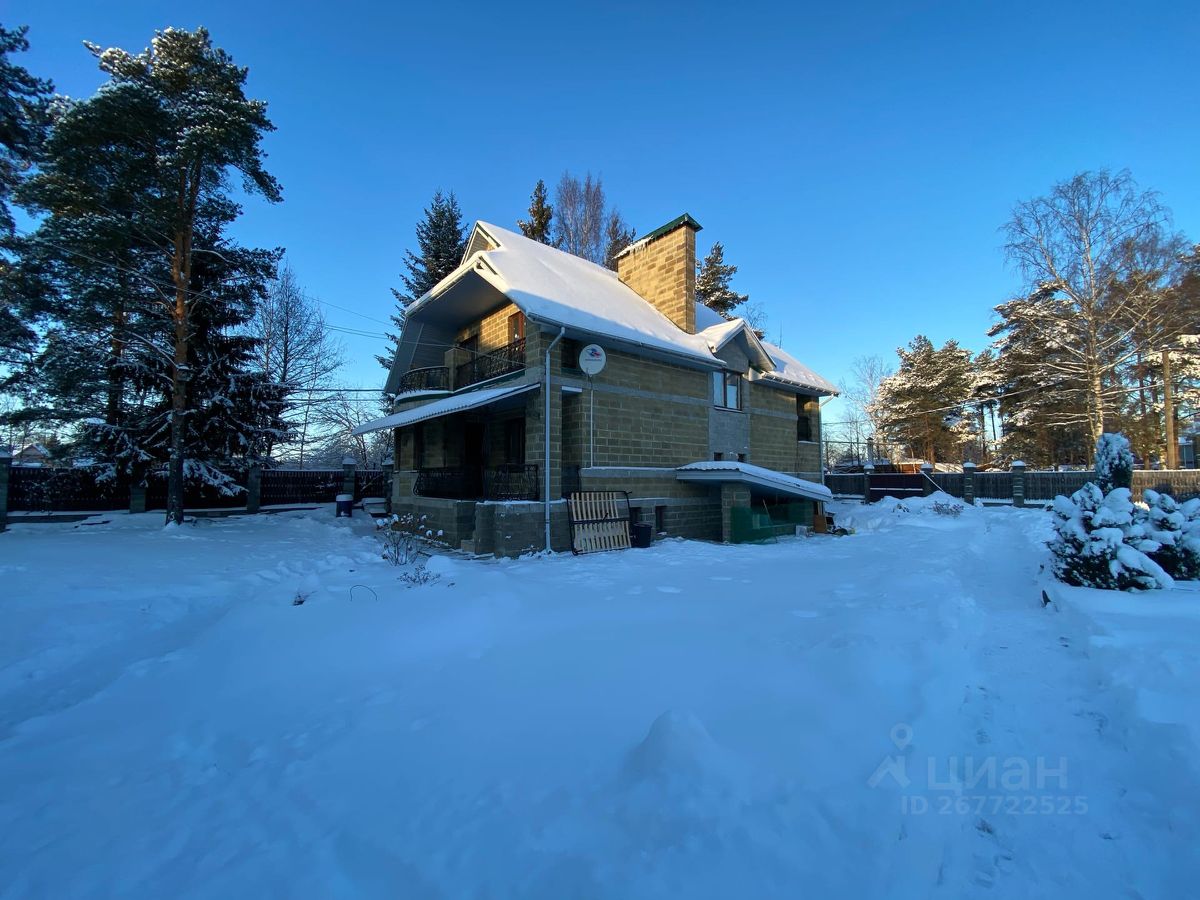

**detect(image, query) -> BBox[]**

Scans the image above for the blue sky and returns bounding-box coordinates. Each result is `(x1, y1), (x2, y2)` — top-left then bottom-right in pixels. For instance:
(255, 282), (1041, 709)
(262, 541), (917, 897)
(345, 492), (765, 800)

(10, 0), (1199, 421)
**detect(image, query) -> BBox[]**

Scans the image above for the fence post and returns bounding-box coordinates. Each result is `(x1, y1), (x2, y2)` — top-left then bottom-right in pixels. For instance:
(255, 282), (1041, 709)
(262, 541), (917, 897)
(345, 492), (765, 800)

(246, 462), (262, 514)
(963, 461), (976, 505)
(921, 462), (934, 496)
(0, 446), (11, 533)
(129, 482), (147, 515)
(341, 455), (357, 498)
(1011, 459), (1026, 507)
(382, 454), (394, 513)
(862, 462), (874, 505)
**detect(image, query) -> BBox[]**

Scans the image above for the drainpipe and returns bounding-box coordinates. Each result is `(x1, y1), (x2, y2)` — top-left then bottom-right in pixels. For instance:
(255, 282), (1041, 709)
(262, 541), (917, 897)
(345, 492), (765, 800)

(544, 326), (566, 552)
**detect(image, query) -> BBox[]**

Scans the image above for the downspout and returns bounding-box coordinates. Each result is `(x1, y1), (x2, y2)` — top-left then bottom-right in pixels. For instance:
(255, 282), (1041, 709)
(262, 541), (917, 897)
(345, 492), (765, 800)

(544, 326), (566, 552)
(819, 394), (836, 485)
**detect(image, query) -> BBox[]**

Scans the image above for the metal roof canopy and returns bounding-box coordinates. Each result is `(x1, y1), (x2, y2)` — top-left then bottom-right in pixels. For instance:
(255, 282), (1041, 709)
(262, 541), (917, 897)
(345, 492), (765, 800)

(352, 381), (539, 436)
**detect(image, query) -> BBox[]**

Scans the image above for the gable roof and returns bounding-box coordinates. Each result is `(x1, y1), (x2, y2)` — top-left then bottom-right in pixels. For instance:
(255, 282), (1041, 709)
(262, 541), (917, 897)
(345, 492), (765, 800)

(392, 221), (836, 396)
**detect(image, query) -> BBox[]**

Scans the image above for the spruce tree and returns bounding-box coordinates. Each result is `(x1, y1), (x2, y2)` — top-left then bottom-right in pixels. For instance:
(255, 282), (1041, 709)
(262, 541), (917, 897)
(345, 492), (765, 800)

(874, 336), (975, 463)
(695, 243), (749, 318)
(517, 179), (553, 244)
(379, 190), (467, 370)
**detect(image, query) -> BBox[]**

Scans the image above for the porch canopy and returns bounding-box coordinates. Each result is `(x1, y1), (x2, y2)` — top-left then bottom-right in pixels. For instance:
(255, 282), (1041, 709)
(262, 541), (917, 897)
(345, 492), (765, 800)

(675, 460), (832, 502)
(352, 382), (539, 436)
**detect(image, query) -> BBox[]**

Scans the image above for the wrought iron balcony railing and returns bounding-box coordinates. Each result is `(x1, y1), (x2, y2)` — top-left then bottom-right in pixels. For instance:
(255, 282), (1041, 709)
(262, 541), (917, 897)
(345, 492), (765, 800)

(455, 338), (526, 390)
(396, 365), (450, 394)
(414, 464), (539, 501)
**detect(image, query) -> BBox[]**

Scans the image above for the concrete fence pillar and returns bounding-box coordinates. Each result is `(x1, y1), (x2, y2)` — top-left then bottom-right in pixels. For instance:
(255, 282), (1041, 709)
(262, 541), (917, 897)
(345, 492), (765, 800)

(129, 483), (147, 515)
(1011, 459), (1026, 507)
(1192, 434), (1200, 470)
(341, 455), (357, 498)
(0, 446), (11, 533)
(862, 463), (874, 505)
(921, 462), (935, 496)
(963, 461), (976, 505)
(246, 463), (262, 514)
(382, 455), (394, 513)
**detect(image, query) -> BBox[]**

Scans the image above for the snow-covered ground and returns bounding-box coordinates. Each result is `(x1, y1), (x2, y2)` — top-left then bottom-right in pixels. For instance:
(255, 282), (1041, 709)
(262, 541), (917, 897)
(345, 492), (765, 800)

(1, 498), (1198, 898)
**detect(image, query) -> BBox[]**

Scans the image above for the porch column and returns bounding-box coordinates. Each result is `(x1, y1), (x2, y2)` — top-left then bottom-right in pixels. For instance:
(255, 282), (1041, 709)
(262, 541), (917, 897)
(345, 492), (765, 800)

(528, 332), (563, 501)
(720, 482), (751, 543)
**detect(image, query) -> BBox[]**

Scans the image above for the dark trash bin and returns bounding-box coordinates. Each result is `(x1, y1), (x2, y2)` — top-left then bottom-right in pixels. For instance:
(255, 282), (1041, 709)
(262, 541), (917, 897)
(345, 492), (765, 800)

(631, 521), (653, 548)
(335, 493), (354, 518)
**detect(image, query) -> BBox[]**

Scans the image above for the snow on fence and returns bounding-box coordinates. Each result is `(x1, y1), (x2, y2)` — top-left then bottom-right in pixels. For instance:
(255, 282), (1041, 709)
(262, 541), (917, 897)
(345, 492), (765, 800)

(4, 464), (386, 514)
(824, 468), (1200, 505)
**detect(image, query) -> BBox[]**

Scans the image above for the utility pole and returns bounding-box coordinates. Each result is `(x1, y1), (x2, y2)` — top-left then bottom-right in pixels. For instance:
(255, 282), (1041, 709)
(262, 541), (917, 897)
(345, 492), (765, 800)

(1163, 348), (1177, 469)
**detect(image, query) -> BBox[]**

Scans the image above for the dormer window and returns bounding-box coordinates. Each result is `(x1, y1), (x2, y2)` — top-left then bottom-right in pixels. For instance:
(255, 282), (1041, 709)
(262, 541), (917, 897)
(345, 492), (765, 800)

(713, 371), (743, 410)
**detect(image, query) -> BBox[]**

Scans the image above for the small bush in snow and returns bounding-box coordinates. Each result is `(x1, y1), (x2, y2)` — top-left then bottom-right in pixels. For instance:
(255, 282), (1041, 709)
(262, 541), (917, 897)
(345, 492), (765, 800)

(1141, 490), (1200, 580)
(377, 513), (428, 566)
(1048, 483), (1172, 591)
(1094, 433), (1134, 494)
(932, 501), (963, 517)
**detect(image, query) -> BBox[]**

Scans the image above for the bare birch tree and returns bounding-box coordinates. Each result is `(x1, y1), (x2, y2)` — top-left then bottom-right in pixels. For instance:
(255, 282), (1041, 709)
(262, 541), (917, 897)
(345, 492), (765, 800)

(1001, 169), (1185, 448)
(250, 262), (343, 463)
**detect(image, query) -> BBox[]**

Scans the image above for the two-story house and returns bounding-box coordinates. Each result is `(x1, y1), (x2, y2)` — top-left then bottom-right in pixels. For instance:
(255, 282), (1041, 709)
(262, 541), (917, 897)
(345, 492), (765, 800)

(355, 214), (838, 555)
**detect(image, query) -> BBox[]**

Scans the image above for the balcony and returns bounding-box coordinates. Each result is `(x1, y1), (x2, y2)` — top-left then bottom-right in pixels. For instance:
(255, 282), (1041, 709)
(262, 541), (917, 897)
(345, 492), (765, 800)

(396, 365), (450, 394)
(415, 464), (539, 501)
(455, 338), (526, 390)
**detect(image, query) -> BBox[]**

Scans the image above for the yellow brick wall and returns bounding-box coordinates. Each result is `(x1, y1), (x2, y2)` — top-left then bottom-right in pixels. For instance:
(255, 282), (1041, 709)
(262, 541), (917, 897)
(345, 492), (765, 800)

(455, 301), (524, 353)
(616, 226), (696, 334)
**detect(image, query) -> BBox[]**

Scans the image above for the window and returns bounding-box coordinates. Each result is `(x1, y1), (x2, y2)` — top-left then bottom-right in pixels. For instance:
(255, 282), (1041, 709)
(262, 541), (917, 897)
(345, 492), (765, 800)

(654, 505), (666, 534)
(713, 452), (724, 461)
(737, 453), (747, 462)
(560, 338), (582, 371)
(712, 371), (743, 410)
(797, 415), (813, 442)
(508, 311), (526, 343)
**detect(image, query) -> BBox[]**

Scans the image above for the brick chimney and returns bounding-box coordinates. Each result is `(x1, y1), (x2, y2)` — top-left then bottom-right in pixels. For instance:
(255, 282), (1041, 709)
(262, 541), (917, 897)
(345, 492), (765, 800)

(615, 213), (702, 335)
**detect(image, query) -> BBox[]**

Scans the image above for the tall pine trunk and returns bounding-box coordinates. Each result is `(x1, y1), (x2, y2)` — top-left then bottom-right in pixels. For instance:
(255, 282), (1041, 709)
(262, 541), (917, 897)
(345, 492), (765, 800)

(166, 216), (194, 525)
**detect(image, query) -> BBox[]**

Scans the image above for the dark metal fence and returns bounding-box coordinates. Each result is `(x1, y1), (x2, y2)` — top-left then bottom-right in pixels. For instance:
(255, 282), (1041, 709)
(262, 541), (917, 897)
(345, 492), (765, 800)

(1024, 471), (1091, 501)
(145, 469), (247, 510)
(455, 338), (526, 389)
(259, 469), (343, 506)
(824, 473), (867, 496)
(354, 469), (387, 501)
(930, 472), (964, 496)
(8, 465), (126, 512)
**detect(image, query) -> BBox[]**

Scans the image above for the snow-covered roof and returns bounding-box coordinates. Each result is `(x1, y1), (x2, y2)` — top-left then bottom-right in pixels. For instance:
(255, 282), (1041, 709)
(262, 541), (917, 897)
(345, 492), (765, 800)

(408, 222), (717, 365)
(352, 382), (539, 436)
(675, 460), (832, 501)
(398, 222), (835, 395)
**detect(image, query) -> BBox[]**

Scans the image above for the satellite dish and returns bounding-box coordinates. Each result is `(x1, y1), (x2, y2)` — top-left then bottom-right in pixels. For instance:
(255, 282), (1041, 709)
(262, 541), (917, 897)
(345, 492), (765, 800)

(579, 344), (606, 376)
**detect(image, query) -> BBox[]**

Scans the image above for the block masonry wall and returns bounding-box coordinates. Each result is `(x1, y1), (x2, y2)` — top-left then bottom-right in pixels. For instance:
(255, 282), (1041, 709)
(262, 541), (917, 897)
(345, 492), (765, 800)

(615, 223), (697, 335)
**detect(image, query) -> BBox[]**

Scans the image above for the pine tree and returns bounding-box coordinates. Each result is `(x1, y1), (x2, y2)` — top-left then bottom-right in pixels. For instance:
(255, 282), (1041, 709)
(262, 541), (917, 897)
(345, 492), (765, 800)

(695, 242), (749, 318)
(0, 24), (52, 370)
(875, 336), (974, 463)
(517, 179), (553, 244)
(18, 28), (282, 523)
(379, 190), (466, 370)
(602, 210), (635, 271)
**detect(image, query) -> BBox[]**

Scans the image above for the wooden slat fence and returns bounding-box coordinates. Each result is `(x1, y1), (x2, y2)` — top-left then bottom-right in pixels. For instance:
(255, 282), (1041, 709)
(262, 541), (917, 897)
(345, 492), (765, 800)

(567, 490), (632, 554)
(259, 469), (344, 506)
